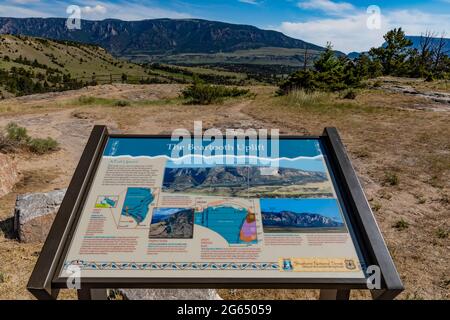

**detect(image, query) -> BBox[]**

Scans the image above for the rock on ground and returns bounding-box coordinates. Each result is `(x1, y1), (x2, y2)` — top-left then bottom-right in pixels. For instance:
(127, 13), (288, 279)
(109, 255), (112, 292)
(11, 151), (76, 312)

(119, 289), (222, 300)
(0, 153), (19, 198)
(14, 189), (66, 243)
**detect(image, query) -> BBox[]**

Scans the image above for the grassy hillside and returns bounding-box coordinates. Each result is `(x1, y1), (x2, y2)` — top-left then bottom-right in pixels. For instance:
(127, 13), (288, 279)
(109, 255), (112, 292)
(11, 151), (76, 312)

(0, 34), (148, 97)
(0, 35), (148, 77)
(0, 35), (251, 97)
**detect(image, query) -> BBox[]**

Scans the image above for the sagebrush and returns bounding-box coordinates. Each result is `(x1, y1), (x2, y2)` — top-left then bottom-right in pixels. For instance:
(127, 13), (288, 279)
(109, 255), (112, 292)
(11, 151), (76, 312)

(182, 81), (249, 104)
(1, 122), (59, 154)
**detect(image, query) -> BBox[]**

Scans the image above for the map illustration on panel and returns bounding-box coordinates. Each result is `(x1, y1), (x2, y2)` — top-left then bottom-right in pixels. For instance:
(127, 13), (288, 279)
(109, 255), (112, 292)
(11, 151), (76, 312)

(261, 198), (347, 233)
(121, 187), (154, 224)
(149, 208), (194, 239)
(195, 205), (258, 245)
(95, 195), (119, 208)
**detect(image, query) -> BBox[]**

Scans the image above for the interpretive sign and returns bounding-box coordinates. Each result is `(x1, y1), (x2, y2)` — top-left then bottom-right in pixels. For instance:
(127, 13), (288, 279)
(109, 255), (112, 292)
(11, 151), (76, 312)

(27, 126), (403, 300)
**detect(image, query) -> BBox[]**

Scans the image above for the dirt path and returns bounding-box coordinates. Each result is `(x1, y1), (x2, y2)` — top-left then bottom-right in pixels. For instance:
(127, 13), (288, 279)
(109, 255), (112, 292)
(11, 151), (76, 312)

(7, 84), (184, 105)
(0, 109), (119, 189)
(212, 100), (271, 130)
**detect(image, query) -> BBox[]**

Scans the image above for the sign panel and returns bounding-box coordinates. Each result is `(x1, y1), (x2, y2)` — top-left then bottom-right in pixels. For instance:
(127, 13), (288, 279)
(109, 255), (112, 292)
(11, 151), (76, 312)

(60, 137), (365, 279)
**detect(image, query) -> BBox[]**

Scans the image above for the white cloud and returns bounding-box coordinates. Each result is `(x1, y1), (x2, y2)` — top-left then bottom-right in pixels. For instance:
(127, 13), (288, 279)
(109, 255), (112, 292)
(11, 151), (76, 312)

(278, 9), (450, 53)
(0, 4), (49, 17)
(76, 1), (191, 20)
(238, 0), (260, 4)
(297, 0), (354, 15)
(82, 5), (107, 15)
(280, 14), (382, 53)
(0, 1), (192, 21)
(385, 10), (450, 35)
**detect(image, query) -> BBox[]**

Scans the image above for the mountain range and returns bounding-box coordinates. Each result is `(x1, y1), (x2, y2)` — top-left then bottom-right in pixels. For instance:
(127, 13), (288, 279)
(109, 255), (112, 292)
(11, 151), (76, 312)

(0, 17), (325, 59)
(262, 210), (345, 230)
(1, 17), (446, 65)
(163, 166), (327, 192)
(407, 36), (450, 55)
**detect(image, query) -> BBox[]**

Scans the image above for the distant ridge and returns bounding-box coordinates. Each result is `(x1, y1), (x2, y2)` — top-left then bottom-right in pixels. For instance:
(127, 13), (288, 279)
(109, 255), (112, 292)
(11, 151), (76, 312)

(348, 35), (450, 59)
(406, 36), (450, 55)
(0, 17), (325, 57)
(262, 210), (345, 229)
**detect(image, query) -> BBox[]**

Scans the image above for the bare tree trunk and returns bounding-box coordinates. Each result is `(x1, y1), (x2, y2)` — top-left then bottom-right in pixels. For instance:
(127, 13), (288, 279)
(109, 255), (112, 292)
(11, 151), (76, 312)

(303, 47), (309, 71)
(433, 32), (447, 72)
(418, 30), (436, 75)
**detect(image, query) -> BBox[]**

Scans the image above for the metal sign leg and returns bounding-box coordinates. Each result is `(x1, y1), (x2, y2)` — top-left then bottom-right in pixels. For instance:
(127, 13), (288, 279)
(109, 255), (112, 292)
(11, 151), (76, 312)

(77, 288), (108, 300)
(319, 289), (350, 300)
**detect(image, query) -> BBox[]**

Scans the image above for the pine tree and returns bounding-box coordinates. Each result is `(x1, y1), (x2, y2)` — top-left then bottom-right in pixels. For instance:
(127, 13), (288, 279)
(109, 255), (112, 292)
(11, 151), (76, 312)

(369, 28), (412, 75)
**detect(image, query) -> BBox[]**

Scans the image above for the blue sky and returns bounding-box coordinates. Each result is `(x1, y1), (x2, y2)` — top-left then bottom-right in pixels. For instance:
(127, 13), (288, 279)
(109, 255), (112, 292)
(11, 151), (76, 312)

(0, 0), (449, 52)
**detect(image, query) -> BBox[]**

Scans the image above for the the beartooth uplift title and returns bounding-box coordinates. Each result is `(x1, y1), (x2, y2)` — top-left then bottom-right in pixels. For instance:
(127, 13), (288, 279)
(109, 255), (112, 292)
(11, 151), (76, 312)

(169, 122), (280, 167)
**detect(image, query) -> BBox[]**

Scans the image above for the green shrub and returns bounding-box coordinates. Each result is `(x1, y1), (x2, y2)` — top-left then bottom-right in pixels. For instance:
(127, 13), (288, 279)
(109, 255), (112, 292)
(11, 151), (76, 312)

(2, 122), (59, 154)
(279, 45), (362, 94)
(342, 89), (357, 99)
(76, 96), (118, 106)
(28, 137), (59, 154)
(436, 228), (448, 239)
(115, 100), (130, 107)
(0, 134), (16, 153)
(440, 194), (449, 205)
(0, 272), (4, 284)
(393, 219), (409, 231)
(182, 82), (249, 105)
(384, 172), (399, 186)
(279, 66), (361, 94)
(372, 202), (382, 212)
(6, 122), (30, 143)
(77, 95), (96, 105)
(372, 80), (382, 88)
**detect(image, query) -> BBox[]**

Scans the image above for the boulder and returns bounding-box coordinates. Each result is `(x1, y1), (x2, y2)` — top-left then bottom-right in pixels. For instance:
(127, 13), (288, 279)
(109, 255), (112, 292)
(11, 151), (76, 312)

(119, 289), (222, 300)
(0, 153), (19, 198)
(14, 189), (66, 243)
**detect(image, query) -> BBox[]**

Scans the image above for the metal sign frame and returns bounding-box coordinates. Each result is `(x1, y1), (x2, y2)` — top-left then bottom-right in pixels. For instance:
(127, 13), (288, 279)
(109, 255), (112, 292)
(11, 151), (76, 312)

(27, 126), (403, 300)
